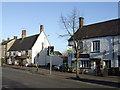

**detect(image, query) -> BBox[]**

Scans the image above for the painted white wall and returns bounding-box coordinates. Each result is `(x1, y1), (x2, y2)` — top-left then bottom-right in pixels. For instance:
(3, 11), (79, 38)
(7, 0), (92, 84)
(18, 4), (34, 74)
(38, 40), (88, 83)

(32, 31), (50, 64)
(84, 36), (119, 68)
(5, 31), (63, 66)
(7, 58), (12, 64)
(82, 36), (113, 59)
(68, 35), (120, 68)
(32, 31), (63, 66)
(112, 36), (120, 67)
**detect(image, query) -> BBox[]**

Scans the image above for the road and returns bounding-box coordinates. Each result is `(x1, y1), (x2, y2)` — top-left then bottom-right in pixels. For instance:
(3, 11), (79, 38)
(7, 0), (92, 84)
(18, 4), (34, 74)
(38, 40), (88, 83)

(2, 66), (117, 89)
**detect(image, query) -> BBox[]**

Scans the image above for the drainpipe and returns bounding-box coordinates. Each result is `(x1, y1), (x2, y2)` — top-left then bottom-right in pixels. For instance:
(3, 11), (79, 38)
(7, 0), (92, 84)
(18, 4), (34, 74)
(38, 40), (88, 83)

(112, 37), (115, 67)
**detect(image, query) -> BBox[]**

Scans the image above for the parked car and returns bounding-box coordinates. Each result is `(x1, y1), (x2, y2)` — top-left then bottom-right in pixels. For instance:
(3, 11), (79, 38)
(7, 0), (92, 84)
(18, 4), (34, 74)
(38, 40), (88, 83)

(69, 67), (76, 73)
(53, 64), (63, 71)
(53, 63), (68, 72)
(59, 63), (68, 72)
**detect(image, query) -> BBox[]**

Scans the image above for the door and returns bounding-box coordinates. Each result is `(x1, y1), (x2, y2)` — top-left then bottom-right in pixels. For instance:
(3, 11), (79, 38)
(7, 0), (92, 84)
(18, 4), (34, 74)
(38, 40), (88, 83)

(118, 56), (120, 67)
(96, 60), (101, 75)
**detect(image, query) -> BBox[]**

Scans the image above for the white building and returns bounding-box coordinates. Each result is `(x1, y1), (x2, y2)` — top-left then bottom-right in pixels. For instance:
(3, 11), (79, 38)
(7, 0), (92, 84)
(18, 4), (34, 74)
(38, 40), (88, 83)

(68, 18), (120, 75)
(2, 25), (63, 66)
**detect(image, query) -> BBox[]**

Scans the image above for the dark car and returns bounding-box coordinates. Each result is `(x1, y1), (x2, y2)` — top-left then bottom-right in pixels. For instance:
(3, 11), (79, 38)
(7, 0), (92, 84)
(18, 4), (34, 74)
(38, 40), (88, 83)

(59, 63), (68, 72)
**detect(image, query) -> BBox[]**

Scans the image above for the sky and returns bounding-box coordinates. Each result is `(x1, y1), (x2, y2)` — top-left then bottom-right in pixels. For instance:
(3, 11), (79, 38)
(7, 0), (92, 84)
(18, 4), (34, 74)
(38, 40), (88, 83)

(1, 2), (118, 53)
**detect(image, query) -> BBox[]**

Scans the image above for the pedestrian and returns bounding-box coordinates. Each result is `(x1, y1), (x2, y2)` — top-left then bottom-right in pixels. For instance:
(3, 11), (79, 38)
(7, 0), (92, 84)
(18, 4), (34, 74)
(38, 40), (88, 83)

(36, 63), (39, 72)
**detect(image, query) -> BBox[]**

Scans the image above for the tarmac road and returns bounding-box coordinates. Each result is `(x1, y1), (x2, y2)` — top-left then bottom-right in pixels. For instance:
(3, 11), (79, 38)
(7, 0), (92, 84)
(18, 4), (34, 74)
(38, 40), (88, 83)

(2, 66), (119, 89)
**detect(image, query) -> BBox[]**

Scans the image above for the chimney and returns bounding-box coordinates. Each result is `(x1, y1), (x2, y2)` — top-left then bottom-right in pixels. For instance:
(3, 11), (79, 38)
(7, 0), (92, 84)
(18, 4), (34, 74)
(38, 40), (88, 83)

(40, 25), (44, 33)
(14, 36), (17, 40)
(79, 17), (84, 28)
(7, 37), (10, 41)
(22, 30), (26, 39)
(2, 39), (5, 42)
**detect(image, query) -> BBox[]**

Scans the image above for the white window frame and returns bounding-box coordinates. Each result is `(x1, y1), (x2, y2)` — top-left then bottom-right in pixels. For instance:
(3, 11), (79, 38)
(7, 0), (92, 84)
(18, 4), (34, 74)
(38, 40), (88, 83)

(92, 40), (100, 52)
(81, 60), (91, 68)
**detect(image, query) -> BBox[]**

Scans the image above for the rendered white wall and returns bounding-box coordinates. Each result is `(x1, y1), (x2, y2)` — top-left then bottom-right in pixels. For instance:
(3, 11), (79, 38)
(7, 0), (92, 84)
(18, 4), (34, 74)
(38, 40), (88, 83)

(32, 31), (63, 66)
(68, 35), (120, 68)
(32, 31), (50, 64)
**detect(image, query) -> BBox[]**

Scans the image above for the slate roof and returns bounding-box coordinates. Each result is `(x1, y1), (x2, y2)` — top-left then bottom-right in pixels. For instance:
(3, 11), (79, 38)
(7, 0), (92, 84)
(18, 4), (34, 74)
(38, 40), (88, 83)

(68, 18), (120, 41)
(54, 51), (62, 56)
(8, 34), (39, 51)
(1, 39), (13, 45)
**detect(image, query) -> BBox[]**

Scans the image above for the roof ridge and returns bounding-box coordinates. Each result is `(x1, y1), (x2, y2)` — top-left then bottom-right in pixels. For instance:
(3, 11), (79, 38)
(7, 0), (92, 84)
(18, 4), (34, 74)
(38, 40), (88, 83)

(68, 18), (119, 41)
(18, 33), (39, 40)
(83, 18), (119, 28)
(8, 33), (40, 51)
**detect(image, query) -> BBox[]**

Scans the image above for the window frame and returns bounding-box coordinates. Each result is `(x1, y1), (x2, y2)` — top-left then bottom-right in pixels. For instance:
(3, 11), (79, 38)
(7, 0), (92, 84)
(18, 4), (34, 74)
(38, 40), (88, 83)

(80, 60), (91, 68)
(26, 50), (28, 55)
(92, 40), (100, 53)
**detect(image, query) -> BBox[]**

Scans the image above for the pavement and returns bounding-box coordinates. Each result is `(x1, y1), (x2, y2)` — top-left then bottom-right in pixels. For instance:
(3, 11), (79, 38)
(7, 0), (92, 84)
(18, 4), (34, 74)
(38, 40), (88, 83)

(4, 66), (120, 89)
(3, 64), (120, 83)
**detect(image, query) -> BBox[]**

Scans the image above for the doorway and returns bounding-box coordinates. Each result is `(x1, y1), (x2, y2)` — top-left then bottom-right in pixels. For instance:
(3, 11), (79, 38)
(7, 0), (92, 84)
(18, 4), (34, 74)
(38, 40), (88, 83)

(96, 60), (101, 75)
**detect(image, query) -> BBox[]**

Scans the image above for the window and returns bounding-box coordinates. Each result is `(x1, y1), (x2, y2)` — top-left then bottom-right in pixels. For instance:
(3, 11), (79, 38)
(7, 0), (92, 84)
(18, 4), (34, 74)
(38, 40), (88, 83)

(92, 41), (100, 52)
(13, 52), (16, 55)
(81, 61), (91, 68)
(118, 56), (120, 67)
(26, 51), (28, 55)
(104, 60), (111, 68)
(79, 42), (83, 53)
(68, 41), (74, 46)
(9, 52), (11, 56)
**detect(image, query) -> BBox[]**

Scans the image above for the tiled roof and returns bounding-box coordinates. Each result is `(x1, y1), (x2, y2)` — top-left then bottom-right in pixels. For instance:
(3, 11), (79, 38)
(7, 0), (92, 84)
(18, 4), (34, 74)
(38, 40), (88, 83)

(1, 39), (13, 45)
(69, 18), (120, 41)
(8, 34), (39, 51)
(54, 51), (62, 56)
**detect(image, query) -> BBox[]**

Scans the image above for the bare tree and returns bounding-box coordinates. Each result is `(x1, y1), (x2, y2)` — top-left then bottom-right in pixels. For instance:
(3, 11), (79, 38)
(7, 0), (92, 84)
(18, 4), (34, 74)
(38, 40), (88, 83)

(59, 8), (81, 78)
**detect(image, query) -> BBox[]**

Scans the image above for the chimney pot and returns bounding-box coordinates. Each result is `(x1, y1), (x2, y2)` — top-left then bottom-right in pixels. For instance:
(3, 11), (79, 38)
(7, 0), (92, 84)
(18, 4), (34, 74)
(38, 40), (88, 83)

(79, 17), (84, 28)
(14, 36), (17, 40)
(2, 39), (5, 42)
(40, 25), (44, 33)
(22, 30), (26, 39)
(7, 37), (10, 41)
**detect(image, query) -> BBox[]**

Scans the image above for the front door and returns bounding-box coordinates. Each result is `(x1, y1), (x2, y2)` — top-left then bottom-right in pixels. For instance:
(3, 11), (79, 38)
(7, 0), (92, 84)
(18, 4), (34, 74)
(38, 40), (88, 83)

(118, 56), (120, 68)
(96, 60), (101, 75)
